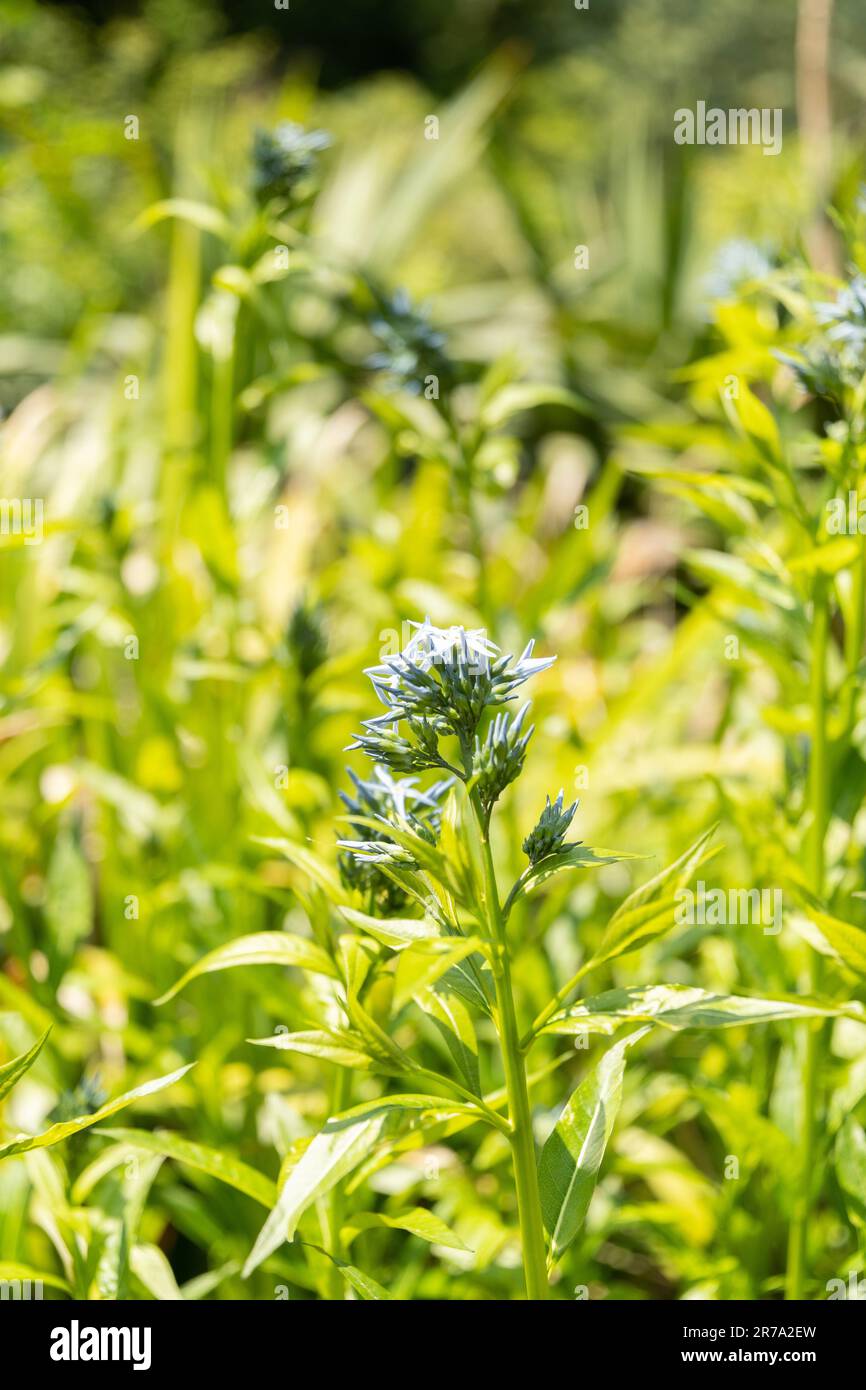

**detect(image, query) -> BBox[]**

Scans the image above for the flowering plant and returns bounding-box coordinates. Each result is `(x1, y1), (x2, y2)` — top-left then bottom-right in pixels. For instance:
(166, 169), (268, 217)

(156, 622), (838, 1298)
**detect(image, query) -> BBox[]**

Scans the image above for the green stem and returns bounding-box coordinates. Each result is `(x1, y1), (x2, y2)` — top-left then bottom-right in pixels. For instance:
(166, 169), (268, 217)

(468, 789), (549, 1299)
(843, 529), (865, 734)
(210, 340), (235, 500)
(322, 1065), (351, 1300)
(162, 112), (202, 553)
(523, 960), (593, 1050)
(786, 574), (830, 1300)
(405, 1064), (512, 1135)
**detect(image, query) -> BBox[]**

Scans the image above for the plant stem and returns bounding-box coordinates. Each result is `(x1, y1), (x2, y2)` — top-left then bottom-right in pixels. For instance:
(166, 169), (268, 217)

(468, 789), (549, 1299)
(322, 1065), (351, 1300)
(523, 960), (593, 1050)
(843, 529), (865, 734)
(406, 1064), (512, 1134)
(162, 111), (202, 552)
(786, 574), (830, 1300)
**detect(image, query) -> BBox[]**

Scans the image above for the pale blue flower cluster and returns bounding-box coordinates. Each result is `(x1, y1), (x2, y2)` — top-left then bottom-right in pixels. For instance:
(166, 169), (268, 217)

(339, 621), (571, 891)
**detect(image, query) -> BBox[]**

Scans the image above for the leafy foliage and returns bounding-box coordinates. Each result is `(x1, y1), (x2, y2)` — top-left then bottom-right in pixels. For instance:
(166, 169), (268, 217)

(2, 0), (866, 1304)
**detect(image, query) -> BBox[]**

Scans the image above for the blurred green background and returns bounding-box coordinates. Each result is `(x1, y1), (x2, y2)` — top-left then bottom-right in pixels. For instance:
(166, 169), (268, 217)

(2, 0), (866, 1301)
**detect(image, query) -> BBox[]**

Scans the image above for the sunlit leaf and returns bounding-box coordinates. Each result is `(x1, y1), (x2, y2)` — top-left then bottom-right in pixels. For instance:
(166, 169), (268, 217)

(243, 1095), (476, 1277)
(94, 1127), (276, 1207)
(539, 1030), (648, 1262)
(413, 985), (481, 1095)
(541, 985), (839, 1038)
(0, 1065), (194, 1161)
(339, 905), (441, 948)
(247, 1029), (378, 1073)
(154, 932), (337, 1005)
(342, 1206), (471, 1252)
(0, 1026), (51, 1103)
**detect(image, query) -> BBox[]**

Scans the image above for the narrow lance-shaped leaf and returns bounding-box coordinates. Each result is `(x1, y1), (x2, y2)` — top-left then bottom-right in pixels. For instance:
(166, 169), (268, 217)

(413, 985), (481, 1095)
(338, 904), (442, 948)
(130, 1244), (185, 1302)
(836, 1118), (866, 1224)
(253, 836), (354, 907)
(302, 1243), (392, 1300)
(243, 1095), (476, 1278)
(133, 197), (233, 241)
(154, 931), (337, 1005)
(346, 1056), (568, 1192)
(0, 1262), (71, 1295)
(794, 903), (866, 978)
(540, 985), (841, 1038)
(94, 1127), (277, 1207)
(609, 823), (719, 920)
(539, 1030), (648, 1263)
(247, 1028), (381, 1073)
(584, 825), (721, 971)
(506, 846), (646, 916)
(0, 1064), (194, 1161)
(337, 813), (469, 907)
(481, 382), (591, 429)
(584, 895), (680, 972)
(0, 1026), (52, 1103)
(393, 936), (485, 1009)
(342, 1206), (471, 1253)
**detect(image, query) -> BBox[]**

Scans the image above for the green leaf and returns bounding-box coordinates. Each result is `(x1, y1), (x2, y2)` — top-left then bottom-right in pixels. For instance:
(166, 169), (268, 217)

(413, 986), (481, 1095)
(180, 1261), (241, 1301)
(0, 1261), (71, 1295)
(130, 1243), (184, 1301)
(393, 937), (485, 1009)
(0, 1026), (51, 1103)
(336, 937), (410, 1067)
(481, 382), (590, 429)
(836, 1118), (866, 1224)
(334, 1262), (393, 1301)
(342, 1206), (471, 1253)
(94, 1127), (276, 1207)
(626, 461), (774, 505)
(243, 1095), (475, 1277)
(362, 54), (517, 271)
(133, 198), (232, 241)
(154, 931), (337, 1004)
(611, 825), (719, 919)
(541, 985), (839, 1038)
(437, 785), (487, 911)
(539, 1031), (647, 1262)
(722, 383), (782, 467)
(584, 826), (720, 970)
(587, 896), (680, 971)
(794, 903), (866, 978)
(338, 814), (469, 907)
(0, 1064), (194, 1161)
(253, 837), (354, 906)
(507, 845), (644, 914)
(302, 1243), (392, 1299)
(788, 537), (860, 576)
(338, 905), (441, 949)
(685, 549), (800, 615)
(247, 1029), (378, 1072)
(434, 952), (495, 1019)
